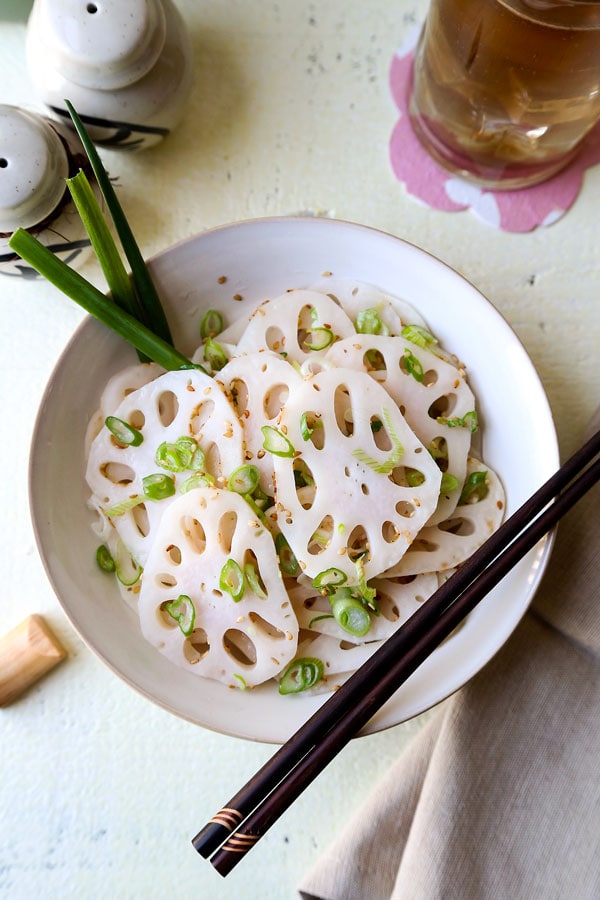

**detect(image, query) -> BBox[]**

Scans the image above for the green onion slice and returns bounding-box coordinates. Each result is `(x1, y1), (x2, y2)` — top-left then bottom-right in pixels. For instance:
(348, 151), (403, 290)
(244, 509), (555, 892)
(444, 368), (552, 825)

(440, 473), (460, 493)
(244, 562), (267, 599)
(204, 337), (228, 372)
(261, 425), (295, 458)
(95, 544), (115, 573)
(104, 494), (144, 517)
(401, 323), (438, 349)
(402, 348), (424, 382)
(105, 415), (144, 447)
(180, 473), (215, 493)
(312, 568), (348, 591)
(278, 657), (324, 695)
(115, 540), (142, 586)
(459, 470), (489, 505)
(275, 533), (300, 576)
(305, 327), (334, 351)
(166, 594), (196, 636)
(300, 412), (322, 442)
(220, 559), (245, 601)
(437, 410), (479, 433)
(142, 473), (176, 501)
(228, 465), (260, 496)
(330, 589), (371, 637)
(200, 309), (224, 339)
(356, 308), (389, 335)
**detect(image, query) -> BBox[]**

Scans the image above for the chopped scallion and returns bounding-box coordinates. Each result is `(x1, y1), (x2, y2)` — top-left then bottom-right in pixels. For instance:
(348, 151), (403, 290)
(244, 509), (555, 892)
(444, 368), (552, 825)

(356, 307), (389, 335)
(459, 470), (489, 505)
(220, 559), (245, 601)
(228, 464), (260, 496)
(200, 309), (224, 339)
(437, 410), (479, 433)
(105, 415), (144, 447)
(312, 568), (348, 590)
(278, 657), (323, 694)
(440, 472), (460, 493)
(401, 323), (438, 349)
(204, 337), (228, 371)
(115, 539), (142, 586)
(275, 533), (300, 576)
(402, 348), (424, 382)
(142, 472), (176, 501)
(95, 544), (115, 573)
(261, 425), (295, 458)
(305, 327), (334, 351)
(166, 594), (196, 636)
(329, 588), (371, 637)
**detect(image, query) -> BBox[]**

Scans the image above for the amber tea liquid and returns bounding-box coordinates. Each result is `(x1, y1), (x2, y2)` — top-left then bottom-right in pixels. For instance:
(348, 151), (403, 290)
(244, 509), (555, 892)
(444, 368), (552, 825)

(410, 0), (600, 188)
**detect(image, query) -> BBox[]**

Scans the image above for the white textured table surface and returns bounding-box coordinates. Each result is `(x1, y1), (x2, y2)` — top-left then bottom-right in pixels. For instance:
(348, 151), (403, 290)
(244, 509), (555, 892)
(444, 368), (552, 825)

(1, 3), (599, 899)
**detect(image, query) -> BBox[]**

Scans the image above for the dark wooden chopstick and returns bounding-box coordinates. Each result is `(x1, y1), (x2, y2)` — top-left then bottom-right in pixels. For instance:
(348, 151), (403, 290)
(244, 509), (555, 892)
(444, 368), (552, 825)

(192, 428), (600, 875)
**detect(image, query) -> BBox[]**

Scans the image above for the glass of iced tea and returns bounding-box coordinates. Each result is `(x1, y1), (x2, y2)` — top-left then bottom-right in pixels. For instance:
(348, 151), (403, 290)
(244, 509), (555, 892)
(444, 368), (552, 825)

(409, 0), (600, 189)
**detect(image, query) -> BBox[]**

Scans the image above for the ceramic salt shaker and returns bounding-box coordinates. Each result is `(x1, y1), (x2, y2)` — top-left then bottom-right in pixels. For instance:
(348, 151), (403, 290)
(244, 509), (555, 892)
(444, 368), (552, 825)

(25, 0), (194, 152)
(0, 105), (95, 277)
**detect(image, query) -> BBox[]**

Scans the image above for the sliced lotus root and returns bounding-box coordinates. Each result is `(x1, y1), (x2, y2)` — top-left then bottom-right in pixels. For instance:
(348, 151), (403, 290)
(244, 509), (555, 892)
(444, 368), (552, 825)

(309, 276), (428, 333)
(269, 367), (441, 582)
(86, 369), (244, 566)
(137, 488), (298, 687)
(325, 335), (476, 524)
(383, 457), (505, 577)
(85, 362), (165, 450)
(216, 352), (304, 496)
(289, 571), (438, 642)
(234, 289), (356, 364)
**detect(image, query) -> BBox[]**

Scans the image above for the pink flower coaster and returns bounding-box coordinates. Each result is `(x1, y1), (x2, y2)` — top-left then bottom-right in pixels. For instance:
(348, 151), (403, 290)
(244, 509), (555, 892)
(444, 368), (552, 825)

(389, 31), (600, 233)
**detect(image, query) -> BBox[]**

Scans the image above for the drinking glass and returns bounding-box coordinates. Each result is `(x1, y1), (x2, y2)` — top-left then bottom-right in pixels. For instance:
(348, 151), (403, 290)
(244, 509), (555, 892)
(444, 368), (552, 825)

(409, 0), (600, 189)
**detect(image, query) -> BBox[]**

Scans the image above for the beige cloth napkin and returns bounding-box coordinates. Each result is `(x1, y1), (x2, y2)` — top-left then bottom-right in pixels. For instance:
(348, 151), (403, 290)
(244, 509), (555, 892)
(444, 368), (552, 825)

(299, 414), (600, 900)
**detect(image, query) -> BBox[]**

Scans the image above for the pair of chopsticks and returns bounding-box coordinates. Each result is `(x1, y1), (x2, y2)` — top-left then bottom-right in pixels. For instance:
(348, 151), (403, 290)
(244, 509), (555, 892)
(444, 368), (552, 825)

(192, 427), (600, 876)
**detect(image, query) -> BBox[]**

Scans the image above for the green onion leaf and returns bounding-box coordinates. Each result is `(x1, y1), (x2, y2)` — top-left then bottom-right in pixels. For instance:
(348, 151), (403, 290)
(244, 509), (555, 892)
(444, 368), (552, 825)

(405, 468), (425, 487)
(261, 425), (295, 458)
(142, 473), (176, 501)
(66, 170), (146, 354)
(312, 568), (348, 591)
(278, 657), (324, 695)
(200, 309), (224, 339)
(233, 674), (248, 690)
(64, 100), (173, 345)
(95, 544), (115, 573)
(352, 408), (404, 474)
(166, 594), (196, 636)
(155, 441), (186, 472)
(219, 558), (245, 601)
(8, 228), (199, 372)
(105, 415), (144, 447)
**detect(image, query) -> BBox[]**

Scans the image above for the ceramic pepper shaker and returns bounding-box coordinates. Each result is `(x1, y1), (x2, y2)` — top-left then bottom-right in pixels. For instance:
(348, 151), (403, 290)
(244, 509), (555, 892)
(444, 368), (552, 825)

(0, 105), (95, 277)
(25, 0), (194, 152)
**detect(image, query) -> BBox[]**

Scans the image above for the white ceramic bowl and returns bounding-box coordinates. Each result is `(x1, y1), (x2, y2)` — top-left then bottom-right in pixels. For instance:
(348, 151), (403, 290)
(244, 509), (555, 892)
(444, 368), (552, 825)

(29, 217), (558, 743)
